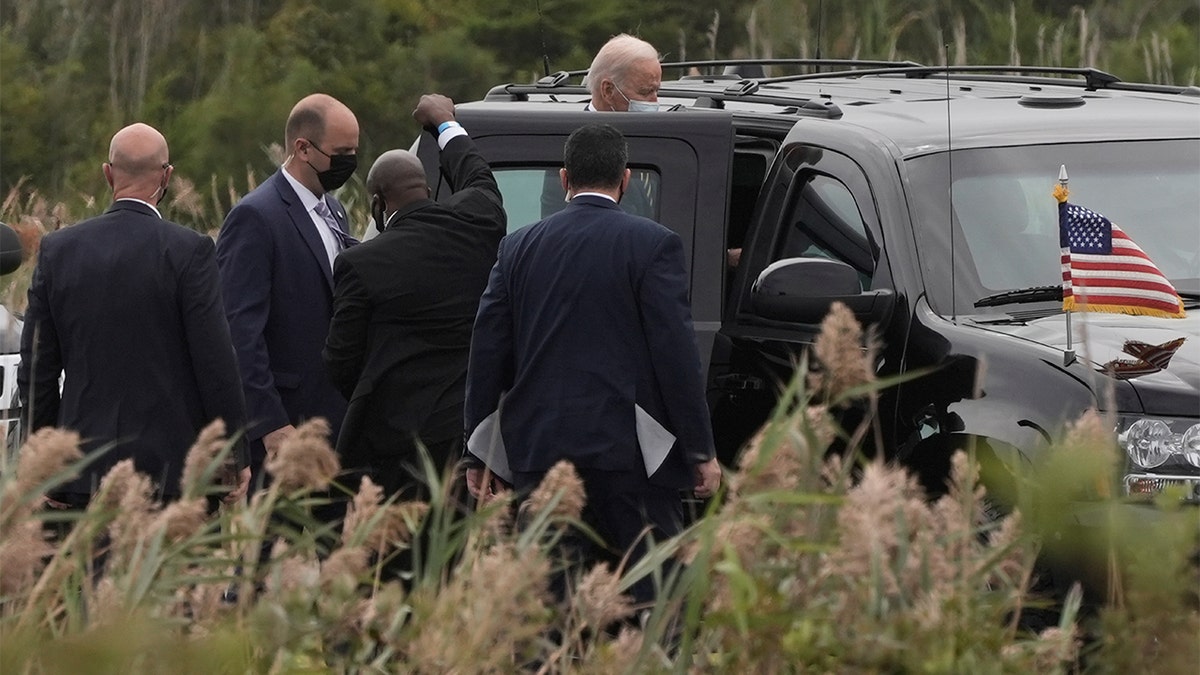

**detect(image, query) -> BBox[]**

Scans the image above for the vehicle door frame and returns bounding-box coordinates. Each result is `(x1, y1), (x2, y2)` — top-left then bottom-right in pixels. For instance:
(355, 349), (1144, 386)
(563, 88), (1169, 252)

(414, 107), (736, 373)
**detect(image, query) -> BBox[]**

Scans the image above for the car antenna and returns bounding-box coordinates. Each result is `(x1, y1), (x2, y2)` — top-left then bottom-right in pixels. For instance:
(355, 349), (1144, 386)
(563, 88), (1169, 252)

(814, 0), (824, 62)
(535, 0), (551, 77)
(943, 40), (956, 325)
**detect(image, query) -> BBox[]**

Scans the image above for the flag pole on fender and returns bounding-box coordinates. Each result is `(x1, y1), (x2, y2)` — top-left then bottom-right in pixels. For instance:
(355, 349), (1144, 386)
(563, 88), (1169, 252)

(1057, 165), (1076, 366)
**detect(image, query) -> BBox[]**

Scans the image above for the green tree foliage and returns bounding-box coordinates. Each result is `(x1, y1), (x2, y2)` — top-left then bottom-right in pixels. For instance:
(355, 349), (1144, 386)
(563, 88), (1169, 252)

(1, 0), (1196, 219)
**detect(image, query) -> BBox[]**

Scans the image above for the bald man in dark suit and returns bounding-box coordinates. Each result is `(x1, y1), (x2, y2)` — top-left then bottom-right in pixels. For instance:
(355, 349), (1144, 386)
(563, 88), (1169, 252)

(19, 123), (249, 506)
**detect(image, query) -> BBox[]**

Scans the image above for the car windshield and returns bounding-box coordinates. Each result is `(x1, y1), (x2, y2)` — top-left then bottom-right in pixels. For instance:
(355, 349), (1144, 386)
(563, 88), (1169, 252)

(905, 139), (1200, 316)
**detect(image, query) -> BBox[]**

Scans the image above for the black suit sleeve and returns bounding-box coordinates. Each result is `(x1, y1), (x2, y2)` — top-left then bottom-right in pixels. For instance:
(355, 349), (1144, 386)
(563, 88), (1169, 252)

(637, 232), (717, 465)
(441, 135), (507, 234)
(464, 239), (514, 440)
(180, 235), (250, 468)
(216, 204), (289, 440)
(323, 254), (370, 401)
(17, 243), (61, 433)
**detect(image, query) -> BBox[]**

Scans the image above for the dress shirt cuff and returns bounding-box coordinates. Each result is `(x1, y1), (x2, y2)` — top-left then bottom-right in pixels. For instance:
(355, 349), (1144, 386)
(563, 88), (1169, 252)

(437, 121), (468, 149)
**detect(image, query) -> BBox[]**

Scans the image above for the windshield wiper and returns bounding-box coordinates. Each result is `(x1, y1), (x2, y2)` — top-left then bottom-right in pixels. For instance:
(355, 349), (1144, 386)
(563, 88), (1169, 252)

(974, 285), (1062, 308)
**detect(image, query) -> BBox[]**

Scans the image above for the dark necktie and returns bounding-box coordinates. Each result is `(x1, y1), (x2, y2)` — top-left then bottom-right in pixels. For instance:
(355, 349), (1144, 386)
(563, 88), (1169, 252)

(314, 198), (357, 251)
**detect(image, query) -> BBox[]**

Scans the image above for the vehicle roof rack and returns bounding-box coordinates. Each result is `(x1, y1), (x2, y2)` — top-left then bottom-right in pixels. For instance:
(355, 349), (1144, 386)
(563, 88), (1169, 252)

(752, 64), (1119, 90)
(488, 60), (1192, 103)
(524, 59), (927, 89)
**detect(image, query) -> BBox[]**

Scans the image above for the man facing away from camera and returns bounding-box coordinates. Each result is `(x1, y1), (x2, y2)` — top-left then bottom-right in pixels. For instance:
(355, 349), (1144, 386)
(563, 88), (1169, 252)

(18, 122), (249, 507)
(465, 123), (721, 606)
(324, 94), (506, 500)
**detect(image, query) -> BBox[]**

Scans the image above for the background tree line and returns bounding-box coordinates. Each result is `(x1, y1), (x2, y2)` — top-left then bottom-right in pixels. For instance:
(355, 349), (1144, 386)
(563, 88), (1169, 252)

(2, 0), (1197, 226)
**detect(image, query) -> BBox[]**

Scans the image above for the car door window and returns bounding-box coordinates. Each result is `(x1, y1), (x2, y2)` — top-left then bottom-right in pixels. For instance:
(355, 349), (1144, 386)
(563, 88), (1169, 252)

(494, 167), (661, 233)
(774, 172), (874, 289)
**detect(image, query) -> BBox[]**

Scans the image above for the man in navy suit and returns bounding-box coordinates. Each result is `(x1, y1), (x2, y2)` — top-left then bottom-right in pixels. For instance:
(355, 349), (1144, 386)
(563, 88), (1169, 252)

(465, 123), (721, 604)
(18, 123), (249, 506)
(217, 93), (359, 489)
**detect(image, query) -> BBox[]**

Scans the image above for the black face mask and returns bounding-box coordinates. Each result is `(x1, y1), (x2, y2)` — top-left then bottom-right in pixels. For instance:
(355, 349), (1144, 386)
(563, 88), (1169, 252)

(305, 141), (357, 192)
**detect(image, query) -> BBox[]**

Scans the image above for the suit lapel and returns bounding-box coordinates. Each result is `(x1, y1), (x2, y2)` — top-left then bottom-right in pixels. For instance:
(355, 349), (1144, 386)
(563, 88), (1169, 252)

(272, 171), (335, 290)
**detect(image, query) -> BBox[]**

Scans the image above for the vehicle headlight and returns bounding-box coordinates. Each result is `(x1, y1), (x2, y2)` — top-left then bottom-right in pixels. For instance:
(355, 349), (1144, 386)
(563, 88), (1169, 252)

(1117, 417), (1200, 470)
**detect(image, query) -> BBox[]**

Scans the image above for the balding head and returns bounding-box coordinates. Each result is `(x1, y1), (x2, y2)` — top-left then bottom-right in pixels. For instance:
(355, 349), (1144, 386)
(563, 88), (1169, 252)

(285, 93), (356, 149)
(104, 123), (172, 204)
(587, 34), (662, 111)
(283, 93), (360, 195)
(366, 149), (429, 229)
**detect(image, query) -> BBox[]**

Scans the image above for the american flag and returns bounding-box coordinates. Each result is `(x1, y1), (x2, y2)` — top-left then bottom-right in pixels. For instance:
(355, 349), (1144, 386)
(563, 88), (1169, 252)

(1059, 200), (1186, 318)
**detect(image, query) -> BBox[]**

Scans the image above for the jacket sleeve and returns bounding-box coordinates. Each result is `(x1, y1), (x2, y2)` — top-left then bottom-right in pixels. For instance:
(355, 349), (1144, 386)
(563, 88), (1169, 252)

(323, 254), (370, 401)
(464, 238), (514, 446)
(215, 203), (289, 441)
(180, 235), (250, 468)
(441, 135), (507, 234)
(636, 231), (717, 465)
(17, 242), (62, 433)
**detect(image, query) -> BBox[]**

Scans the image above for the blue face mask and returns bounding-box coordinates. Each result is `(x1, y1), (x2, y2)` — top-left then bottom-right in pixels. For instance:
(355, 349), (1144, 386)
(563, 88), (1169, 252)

(616, 86), (660, 113)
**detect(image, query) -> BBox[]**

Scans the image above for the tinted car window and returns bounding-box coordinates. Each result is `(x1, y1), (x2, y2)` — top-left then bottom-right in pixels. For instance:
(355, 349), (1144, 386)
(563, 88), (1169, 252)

(774, 172), (873, 290)
(907, 139), (1200, 315)
(493, 168), (661, 233)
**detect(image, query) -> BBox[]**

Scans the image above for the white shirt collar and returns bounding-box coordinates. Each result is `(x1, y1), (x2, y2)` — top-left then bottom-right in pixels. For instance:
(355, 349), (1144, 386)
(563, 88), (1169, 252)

(281, 166), (322, 211)
(115, 197), (162, 219)
(572, 191), (617, 203)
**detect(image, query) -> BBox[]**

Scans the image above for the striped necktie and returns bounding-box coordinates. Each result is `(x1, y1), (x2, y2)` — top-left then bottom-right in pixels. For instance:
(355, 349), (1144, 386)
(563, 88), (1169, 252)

(314, 198), (357, 251)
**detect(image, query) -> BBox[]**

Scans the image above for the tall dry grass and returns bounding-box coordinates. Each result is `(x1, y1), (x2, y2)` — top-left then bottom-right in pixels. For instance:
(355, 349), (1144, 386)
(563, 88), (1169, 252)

(0, 303), (1196, 673)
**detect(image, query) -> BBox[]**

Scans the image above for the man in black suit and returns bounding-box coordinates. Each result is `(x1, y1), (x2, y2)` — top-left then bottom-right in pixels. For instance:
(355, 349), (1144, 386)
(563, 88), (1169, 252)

(323, 94), (505, 499)
(217, 94), (359, 490)
(18, 123), (249, 506)
(465, 123), (721, 604)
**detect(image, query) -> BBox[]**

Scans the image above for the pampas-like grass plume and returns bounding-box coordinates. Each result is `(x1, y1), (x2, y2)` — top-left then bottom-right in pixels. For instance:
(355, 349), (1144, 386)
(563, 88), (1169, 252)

(151, 498), (208, 544)
(179, 418), (228, 498)
(0, 519), (54, 595)
(809, 301), (876, 401)
(320, 546), (369, 589)
(2, 428), (83, 524)
(574, 562), (635, 630)
(369, 502), (430, 557)
(526, 460), (586, 521)
(342, 475), (384, 546)
(265, 418), (340, 493)
(407, 542), (551, 671)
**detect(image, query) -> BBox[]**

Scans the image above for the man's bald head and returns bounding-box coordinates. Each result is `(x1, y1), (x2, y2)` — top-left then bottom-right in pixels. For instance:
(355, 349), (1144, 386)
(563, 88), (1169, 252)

(108, 123), (169, 175)
(104, 123), (172, 203)
(285, 93), (356, 148)
(367, 149), (429, 226)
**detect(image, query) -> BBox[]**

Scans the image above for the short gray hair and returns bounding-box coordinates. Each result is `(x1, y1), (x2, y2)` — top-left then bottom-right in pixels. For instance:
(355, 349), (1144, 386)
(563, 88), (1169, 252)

(586, 34), (660, 96)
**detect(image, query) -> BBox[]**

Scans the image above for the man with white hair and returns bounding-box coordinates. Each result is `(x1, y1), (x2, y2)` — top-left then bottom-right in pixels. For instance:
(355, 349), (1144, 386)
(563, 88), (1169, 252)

(541, 34), (662, 218)
(585, 33), (662, 112)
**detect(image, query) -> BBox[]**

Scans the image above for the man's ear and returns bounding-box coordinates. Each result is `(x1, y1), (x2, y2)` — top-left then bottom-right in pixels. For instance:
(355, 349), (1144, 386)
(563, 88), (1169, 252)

(620, 168), (632, 194)
(102, 162), (114, 189)
(560, 168), (570, 196)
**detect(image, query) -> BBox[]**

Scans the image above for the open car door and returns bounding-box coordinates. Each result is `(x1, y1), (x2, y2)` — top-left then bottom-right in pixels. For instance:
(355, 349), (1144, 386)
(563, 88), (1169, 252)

(414, 107), (735, 373)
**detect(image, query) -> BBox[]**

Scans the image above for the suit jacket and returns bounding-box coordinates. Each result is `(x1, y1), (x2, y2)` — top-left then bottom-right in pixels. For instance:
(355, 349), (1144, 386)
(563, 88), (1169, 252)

(324, 135), (505, 476)
(18, 200), (247, 498)
(216, 170), (351, 443)
(464, 195), (715, 490)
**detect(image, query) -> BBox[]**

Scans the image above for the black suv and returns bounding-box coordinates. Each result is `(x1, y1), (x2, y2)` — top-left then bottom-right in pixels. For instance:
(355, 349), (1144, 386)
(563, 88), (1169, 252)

(413, 60), (1200, 506)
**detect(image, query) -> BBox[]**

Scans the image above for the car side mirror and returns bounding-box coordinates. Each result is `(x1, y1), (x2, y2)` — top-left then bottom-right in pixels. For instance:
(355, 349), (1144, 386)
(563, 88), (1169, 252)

(750, 257), (893, 325)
